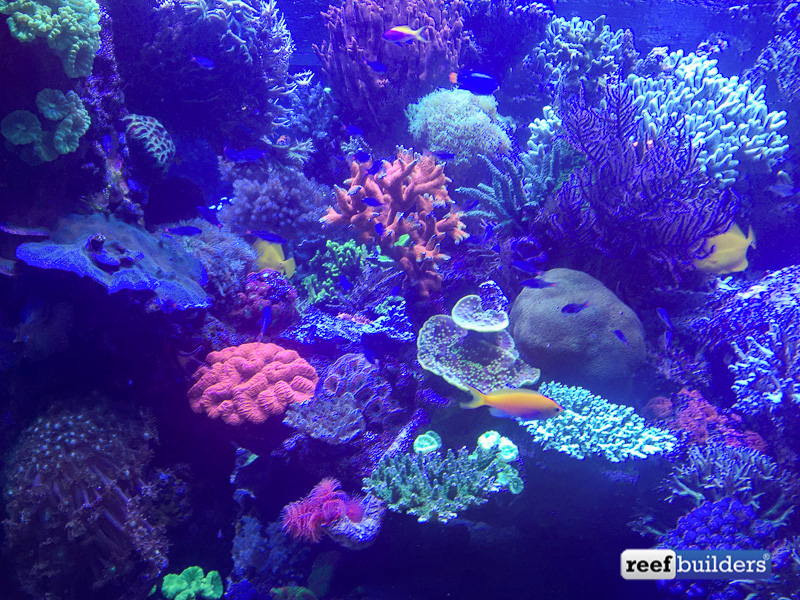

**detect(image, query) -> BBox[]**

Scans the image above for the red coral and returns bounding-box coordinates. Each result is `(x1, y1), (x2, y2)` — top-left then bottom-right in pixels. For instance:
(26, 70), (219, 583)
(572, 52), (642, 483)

(282, 478), (366, 543)
(188, 342), (318, 425)
(322, 150), (468, 297)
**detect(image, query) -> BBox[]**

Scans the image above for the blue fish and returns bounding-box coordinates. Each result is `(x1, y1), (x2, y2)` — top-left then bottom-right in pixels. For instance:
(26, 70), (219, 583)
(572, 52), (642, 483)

(453, 70), (499, 95)
(247, 230), (286, 244)
(512, 260), (541, 275)
(520, 278), (555, 288)
(191, 55), (215, 69)
(347, 185), (363, 196)
(433, 151), (455, 160)
(361, 196), (382, 207)
(613, 329), (628, 345)
(223, 145), (265, 163)
(364, 60), (387, 73)
(354, 151), (371, 163)
(165, 226), (203, 236)
(482, 220), (496, 244)
(562, 302), (588, 314)
(196, 206), (221, 227)
(375, 222), (386, 237)
(660, 329), (673, 352)
(345, 124), (364, 136)
(367, 162), (383, 175)
(257, 306), (272, 342)
(102, 134), (114, 153)
(363, 347), (377, 363)
(656, 307), (673, 329)
(340, 274), (353, 291)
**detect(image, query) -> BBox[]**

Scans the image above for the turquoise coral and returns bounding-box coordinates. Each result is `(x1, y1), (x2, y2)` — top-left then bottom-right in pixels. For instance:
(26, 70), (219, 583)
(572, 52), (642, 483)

(520, 382), (676, 462)
(0, 0), (101, 77)
(363, 432), (524, 523)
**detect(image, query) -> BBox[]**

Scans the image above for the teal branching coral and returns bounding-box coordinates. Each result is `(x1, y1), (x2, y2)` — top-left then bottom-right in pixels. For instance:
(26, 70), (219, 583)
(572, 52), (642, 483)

(0, 0), (101, 77)
(519, 382), (676, 462)
(363, 431), (523, 523)
(301, 239), (378, 304)
(417, 291), (539, 392)
(406, 89), (511, 168)
(627, 50), (789, 187)
(1, 89), (90, 164)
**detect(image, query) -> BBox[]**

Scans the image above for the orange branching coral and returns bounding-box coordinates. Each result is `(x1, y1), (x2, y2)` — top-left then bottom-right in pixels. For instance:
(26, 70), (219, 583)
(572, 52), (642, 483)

(322, 150), (468, 296)
(188, 342), (318, 425)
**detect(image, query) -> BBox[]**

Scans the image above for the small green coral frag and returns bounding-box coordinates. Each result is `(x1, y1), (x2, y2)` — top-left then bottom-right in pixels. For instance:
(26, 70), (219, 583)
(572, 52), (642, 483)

(0, 0), (101, 77)
(406, 88), (511, 167)
(1, 110), (42, 145)
(451, 294), (509, 332)
(363, 436), (524, 523)
(161, 566), (223, 600)
(520, 382), (676, 462)
(417, 313), (540, 392)
(413, 430), (442, 455)
(627, 50), (789, 187)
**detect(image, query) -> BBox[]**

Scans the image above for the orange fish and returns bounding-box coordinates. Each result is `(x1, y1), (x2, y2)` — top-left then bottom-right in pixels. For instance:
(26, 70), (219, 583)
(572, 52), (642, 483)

(461, 385), (564, 420)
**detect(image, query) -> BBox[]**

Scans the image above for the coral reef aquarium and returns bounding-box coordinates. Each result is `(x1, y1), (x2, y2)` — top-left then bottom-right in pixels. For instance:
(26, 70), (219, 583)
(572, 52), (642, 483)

(4, 0), (800, 598)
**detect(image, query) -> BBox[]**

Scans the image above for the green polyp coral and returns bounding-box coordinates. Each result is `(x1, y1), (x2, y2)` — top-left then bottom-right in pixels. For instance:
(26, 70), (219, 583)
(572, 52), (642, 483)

(301, 239), (369, 304)
(406, 88), (511, 168)
(0, 0), (101, 77)
(1, 89), (89, 164)
(520, 382), (676, 462)
(161, 566), (223, 600)
(363, 433), (524, 523)
(627, 50), (789, 187)
(413, 430), (442, 455)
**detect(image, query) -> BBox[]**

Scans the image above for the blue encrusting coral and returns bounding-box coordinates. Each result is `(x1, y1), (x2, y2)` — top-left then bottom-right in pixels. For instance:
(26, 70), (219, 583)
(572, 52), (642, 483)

(1, 0), (800, 598)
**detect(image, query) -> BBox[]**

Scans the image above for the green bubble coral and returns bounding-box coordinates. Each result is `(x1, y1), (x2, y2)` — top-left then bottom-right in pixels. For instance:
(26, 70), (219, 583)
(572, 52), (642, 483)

(161, 566), (223, 600)
(1, 110), (42, 145)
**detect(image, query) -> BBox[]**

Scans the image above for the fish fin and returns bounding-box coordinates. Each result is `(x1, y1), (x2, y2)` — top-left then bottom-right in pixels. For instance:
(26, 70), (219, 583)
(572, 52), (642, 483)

(459, 384), (485, 409)
(283, 257), (296, 278)
(415, 26), (429, 42)
(488, 407), (514, 419)
(748, 225), (756, 249)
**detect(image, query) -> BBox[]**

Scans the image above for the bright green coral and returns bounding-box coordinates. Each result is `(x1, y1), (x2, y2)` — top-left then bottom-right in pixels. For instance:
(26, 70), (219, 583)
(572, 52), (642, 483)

(0, 0), (101, 78)
(519, 382), (676, 462)
(161, 566), (223, 600)
(406, 88), (511, 168)
(363, 433), (524, 523)
(301, 239), (369, 304)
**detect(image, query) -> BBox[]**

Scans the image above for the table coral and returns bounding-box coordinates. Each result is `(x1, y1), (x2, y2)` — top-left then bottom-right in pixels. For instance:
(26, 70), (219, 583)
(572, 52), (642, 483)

(15, 213), (210, 312)
(322, 149), (468, 297)
(520, 382), (676, 462)
(188, 342), (318, 425)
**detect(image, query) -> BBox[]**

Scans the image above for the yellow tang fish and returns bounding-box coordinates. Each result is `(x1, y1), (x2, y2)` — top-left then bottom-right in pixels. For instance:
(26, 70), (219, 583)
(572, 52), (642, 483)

(694, 222), (755, 274)
(461, 385), (564, 420)
(254, 240), (296, 278)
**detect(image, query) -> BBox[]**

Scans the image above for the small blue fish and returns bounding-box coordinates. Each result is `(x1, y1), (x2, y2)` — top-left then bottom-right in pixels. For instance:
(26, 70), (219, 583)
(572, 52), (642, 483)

(361, 196), (382, 207)
(247, 230), (287, 244)
(512, 260), (541, 275)
(345, 124), (364, 136)
(223, 145), (265, 163)
(562, 302), (588, 314)
(191, 55), (215, 69)
(340, 274), (353, 291)
(613, 329), (628, 345)
(482, 220), (496, 244)
(196, 206), (221, 227)
(375, 222), (386, 237)
(347, 185), (363, 196)
(257, 306), (272, 342)
(660, 329), (673, 352)
(354, 151), (371, 163)
(367, 162), (384, 175)
(520, 278), (555, 288)
(452, 70), (499, 95)
(165, 226), (203, 236)
(363, 346), (377, 363)
(433, 151), (455, 160)
(102, 134), (114, 153)
(656, 307), (673, 329)
(364, 60), (387, 73)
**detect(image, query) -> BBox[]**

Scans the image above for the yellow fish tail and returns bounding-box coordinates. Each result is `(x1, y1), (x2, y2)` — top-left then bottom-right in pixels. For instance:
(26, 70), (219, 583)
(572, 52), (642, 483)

(414, 26), (429, 42)
(460, 385), (486, 409)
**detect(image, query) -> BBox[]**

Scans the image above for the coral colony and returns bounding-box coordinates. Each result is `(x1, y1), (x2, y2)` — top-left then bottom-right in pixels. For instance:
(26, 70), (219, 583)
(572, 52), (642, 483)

(2, 0), (800, 599)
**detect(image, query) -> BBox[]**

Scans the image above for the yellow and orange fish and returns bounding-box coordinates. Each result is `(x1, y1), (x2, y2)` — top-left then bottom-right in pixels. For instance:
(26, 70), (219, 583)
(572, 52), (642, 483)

(383, 25), (429, 44)
(461, 385), (564, 420)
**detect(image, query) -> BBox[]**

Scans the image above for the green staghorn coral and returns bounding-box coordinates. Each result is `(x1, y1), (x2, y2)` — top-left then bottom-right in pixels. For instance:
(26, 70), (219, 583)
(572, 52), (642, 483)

(363, 432), (523, 523)
(0, 0), (101, 77)
(520, 382), (676, 462)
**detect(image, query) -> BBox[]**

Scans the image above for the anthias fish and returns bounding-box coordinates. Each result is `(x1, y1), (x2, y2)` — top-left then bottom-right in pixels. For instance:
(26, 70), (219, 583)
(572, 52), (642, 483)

(383, 25), (429, 44)
(461, 385), (564, 420)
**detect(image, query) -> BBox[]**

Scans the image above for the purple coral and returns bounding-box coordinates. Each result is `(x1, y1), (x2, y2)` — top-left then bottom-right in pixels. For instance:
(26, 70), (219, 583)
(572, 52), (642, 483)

(3, 405), (168, 598)
(546, 81), (738, 295)
(232, 268), (299, 335)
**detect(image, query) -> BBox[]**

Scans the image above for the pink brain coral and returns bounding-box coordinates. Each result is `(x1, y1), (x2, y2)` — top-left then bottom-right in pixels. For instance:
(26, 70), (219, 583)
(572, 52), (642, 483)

(188, 342), (318, 425)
